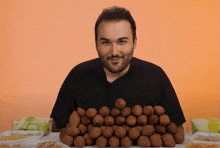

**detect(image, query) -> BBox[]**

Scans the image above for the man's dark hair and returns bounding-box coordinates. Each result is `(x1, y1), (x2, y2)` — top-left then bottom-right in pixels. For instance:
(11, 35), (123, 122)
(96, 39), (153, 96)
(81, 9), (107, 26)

(95, 6), (136, 43)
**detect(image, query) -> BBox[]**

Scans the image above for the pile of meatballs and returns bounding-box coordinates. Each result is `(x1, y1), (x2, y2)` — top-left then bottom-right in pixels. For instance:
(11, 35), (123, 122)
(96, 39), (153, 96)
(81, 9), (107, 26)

(59, 98), (185, 147)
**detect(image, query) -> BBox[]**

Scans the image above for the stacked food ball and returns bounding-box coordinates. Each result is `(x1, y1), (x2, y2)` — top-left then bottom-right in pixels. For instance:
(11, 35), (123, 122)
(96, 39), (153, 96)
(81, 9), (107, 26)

(59, 98), (185, 147)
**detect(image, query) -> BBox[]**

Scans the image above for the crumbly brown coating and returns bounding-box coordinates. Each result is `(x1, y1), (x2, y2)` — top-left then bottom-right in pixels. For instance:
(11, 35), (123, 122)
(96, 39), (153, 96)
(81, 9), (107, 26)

(86, 108), (97, 119)
(110, 108), (120, 117)
(159, 114), (170, 125)
(89, 126), (101, 139)
(137, 135), (151, 147)
(166, 122), (177, 134)
(115, 98), (126, 110)
(128, 127), (140, 139)
(114, 126), (126, 138)
(109, 136), (120, 147)
(149, 133), (163, 147)
(161, 133), (176, 147)
(137, 115), (147, 126)
(154, 106), (165, 116)
(149, 114), (159, 125)
(121, 107), (131, 117)
(66, 126), (80, 137)
(83, 133), (94, 146)
(126, 115), (137, 126)
(80, 116), (90, 126)
(173, 131), (185, 144)
(92, 114), (104, 126)
(123, 124), (131, 133)
(99, 106), (110, 117)
(104, 116), (115, 126)
(132, 105), (142, 116)
(143, 105), (154, 116)
(78, 124), (87, 135)
(96, 136), (108, 148)
(59, 128), (67, 141)
(61, 134), (74, 147)
(141, 125), (155, 136)
(77, 107), (86, 117)
(102, 126), (113, 138)
(73, 136), (86, 147)
(176, 125), (184, 133)
(69, 111), (80, 127)
(135, 125), (143, 131)
(155, 125), (166, 135)
(87, 123), (94, 133)
(100, 125), (106, 131)
(121, 136), (132, 147)
(66, 123), (71, 128)
(115, 116), (126, 125)
(112, 125), (118, 131)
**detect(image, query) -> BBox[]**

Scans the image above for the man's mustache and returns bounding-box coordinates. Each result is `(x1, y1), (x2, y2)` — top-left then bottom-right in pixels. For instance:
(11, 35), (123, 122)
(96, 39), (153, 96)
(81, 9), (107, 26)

(107, 55), (124, 60)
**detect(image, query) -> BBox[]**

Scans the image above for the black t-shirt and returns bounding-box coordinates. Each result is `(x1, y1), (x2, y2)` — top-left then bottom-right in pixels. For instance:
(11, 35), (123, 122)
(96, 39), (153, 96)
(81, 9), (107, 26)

(50, 57), (186, 129)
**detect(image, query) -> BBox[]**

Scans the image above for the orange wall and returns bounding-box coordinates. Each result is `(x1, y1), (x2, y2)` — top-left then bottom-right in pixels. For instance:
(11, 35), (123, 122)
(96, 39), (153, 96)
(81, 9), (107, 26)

(0, 0), (219, 132)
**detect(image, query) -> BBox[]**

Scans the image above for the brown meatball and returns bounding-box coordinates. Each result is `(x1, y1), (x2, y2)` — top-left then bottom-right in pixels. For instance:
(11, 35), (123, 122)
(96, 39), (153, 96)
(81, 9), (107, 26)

(154, 106), (165, 116)
(135, 125), (143, 131)
(80, 116), (90, 126)
(92, 114), (104, 126)
(109, 136), (119, 147)
(159, 114), (170, 125)
(121, 107), (131, 117)
(149, 133), (163, 147)
(89, 127), (101, 139)
(96, 136), (108, 148)
(176, 125), (184, 133)
(84, 133), (94, 146)
(66, 123), (71, 128)
(59, 128), (67, 141)
(61, 134), (74, 147)
(173, 131), (185, 144)
(102, 126), (113, 138)
(73, 136), (86, 147)
(100, 125), (106, 131)
(114, 126), (126, 138)
(86, 108), (97, 119)
(66, 126), (80, 137)
(78, 124), (87, 135)
(149, 114), (159, 125)
(77, 107), (86, 117)
(137, 115), (147, 126)
(132, 105), (142, 116)
(126, 115), (136, 126)
(161, 133), (176, 147)
(155, 125), (166, 135)
(99, 106), (110, 117)
(112, 125), (118, 131)
(141, 125), (155, 136)
(104, 116), (114, 126)
(166, 122), (177, 134)
(87, 123), (94, 133)
(115, 98), (126, 110)
(128, 127), (140, 139)
(110, 108), (120, 117)
(143, 105), (154, 116)
(123, 124), (131, 133)
(121, 136), (132, 147)
(69, 111), (80, 127)
(137, 135), (151, 147)
(115, 116), (126, 125)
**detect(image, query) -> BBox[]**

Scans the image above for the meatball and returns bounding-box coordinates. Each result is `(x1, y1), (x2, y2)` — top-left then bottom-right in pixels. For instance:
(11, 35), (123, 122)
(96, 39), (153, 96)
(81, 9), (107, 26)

(149, 114), (159, 125)
(61, 134), (74, 147)
(80, 116), (90, 126)
(104, 116), (114, 126)
(159, 114), (170, 125)
(89, 127), (101, 139)
(121, 107), (131, 117)
(166, 122), (177, 134)
(78, 124), (87, 135)
(100, 125), (106, 131)
(123, 124), (131, 133)
(135, 125), (143, 132)
(86, 108), (97, 119)
(59, 128), (67, 141)
(155, 125), (166, 135)
(73, 136), (86, 147)
(83, 133), (94, 146)
(126, 115), (136, 126)
(173, 131), (185, 144)
(66, 126), (80, 137)
(143, 105), (154, 116)
(87, 123), (94, 133)
(110, 108), (120, 117)
(102, 126), (113, 138)
(121, 136), (132, 147)
(92, 114), (104, 126)
(137, 115), (147, 126)
(128, 127), (140, 139)
(154, 106), (165, 116)
(161, 133), (176, 147)
(109, 136), (120, 147)
(149, 133), (163, 147)
(66, 123), (71, 128)
(141, 125), (155, 136)
(137, 135), (151, 147)
(114, 126), (126, 138)
(176, 125), (184, 133)
(77, 107), (86, 117)
(132, 105), (142, 116)
(115, 116), (126, 125)
(115, 98), (126, 110)
(112, 125), (118, 131)
(96, 136), (108, 148)
(69, 111), (80, 127)
(99, 106), (110, 117)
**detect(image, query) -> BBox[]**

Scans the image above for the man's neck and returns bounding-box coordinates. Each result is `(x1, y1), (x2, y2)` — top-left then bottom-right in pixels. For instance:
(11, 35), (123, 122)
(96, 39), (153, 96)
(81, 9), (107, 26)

(103, 64), (130, 83)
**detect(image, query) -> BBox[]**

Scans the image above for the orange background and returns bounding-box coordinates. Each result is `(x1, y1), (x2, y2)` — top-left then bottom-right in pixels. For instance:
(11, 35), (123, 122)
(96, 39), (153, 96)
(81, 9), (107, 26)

(0, 0), (219, 132)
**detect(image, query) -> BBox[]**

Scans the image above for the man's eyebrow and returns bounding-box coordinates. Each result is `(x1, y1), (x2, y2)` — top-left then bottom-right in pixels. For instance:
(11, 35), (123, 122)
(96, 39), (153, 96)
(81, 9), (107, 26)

(118, 37), (129, 40)
(100, 38), (109, 41)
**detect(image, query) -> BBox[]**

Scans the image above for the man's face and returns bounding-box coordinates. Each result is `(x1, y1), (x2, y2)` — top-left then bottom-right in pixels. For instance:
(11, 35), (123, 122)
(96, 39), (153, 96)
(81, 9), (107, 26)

(96, 20), (137, 73)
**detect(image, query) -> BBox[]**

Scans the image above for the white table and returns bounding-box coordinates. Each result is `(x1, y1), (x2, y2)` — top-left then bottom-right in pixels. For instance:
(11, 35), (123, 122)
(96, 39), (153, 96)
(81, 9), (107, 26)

(42, 132), (193, 147)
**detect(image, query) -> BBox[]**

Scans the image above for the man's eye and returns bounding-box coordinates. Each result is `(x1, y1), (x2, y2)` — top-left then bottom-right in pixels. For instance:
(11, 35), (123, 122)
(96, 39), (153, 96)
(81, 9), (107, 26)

(118, 40), (127, 44)
(102, 41), (109, 44)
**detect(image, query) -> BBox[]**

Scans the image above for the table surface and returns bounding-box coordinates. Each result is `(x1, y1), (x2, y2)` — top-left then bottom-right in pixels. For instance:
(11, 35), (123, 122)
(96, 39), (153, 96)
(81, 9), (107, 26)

(40, 132), (193, 148)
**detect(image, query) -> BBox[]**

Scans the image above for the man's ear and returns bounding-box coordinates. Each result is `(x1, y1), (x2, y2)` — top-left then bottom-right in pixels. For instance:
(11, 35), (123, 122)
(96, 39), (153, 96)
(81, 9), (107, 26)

(133, 36), (137, 49)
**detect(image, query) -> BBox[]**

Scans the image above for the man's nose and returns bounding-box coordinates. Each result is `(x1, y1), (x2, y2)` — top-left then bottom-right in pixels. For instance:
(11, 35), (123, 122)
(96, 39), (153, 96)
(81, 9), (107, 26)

(110, 43), (119, 56)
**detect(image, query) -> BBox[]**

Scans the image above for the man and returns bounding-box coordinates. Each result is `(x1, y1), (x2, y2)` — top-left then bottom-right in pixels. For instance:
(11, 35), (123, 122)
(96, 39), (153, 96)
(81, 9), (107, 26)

(50, 6), (186, 131)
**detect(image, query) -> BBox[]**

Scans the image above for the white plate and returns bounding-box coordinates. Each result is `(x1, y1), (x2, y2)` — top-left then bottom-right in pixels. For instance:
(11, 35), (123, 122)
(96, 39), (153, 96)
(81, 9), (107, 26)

(190, 132), (220, 143)
(29, 140), (70, 148)
(0, 130), (44, 143)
